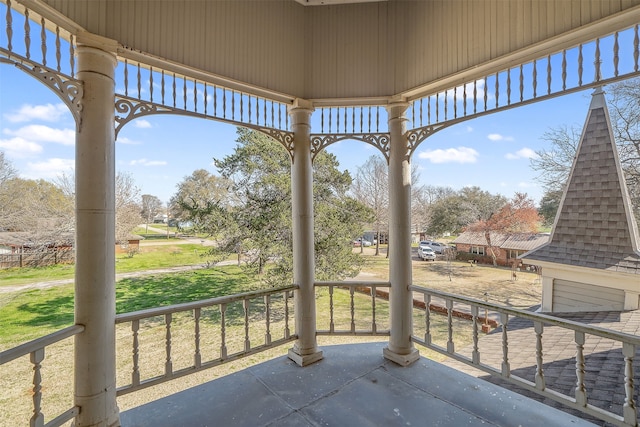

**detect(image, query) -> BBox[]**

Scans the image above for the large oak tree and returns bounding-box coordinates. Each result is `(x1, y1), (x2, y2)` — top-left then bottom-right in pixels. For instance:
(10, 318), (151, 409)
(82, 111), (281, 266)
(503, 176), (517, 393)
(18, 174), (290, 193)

(209, 127), (372, 284)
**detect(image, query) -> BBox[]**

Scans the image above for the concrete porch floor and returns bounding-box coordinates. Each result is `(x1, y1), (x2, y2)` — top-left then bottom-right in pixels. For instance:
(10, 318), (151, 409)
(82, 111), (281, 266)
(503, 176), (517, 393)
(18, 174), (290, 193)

(120, 342), (594, 427)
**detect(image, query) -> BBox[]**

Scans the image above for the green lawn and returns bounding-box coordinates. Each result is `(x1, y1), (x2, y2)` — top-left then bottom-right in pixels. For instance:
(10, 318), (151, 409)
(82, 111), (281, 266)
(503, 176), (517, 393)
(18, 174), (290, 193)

(0, 243), (223, 287)
(0, 254), (479, 426)
(0, 265), (256, 348)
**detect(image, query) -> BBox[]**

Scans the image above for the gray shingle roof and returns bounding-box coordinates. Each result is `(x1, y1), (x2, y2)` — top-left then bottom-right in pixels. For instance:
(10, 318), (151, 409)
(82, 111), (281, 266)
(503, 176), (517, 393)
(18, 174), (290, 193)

(523, 89), (640, 275)
(501, 233), (549, 251)
(452, 231), (509, 246)
(454, 231), (548, 251)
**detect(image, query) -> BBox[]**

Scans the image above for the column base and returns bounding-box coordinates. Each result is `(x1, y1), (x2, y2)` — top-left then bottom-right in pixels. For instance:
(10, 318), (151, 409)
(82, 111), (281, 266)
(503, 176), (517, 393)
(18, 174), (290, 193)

(288, 348), (324, 367)
(383, 346), (420, 367)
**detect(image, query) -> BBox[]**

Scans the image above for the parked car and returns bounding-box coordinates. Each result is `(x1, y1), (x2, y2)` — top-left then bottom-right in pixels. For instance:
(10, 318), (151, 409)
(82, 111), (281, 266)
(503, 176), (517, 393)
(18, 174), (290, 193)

(352, 238), (372, 247)
(417, 246), (436, 261)
(419, 240), (448, 254)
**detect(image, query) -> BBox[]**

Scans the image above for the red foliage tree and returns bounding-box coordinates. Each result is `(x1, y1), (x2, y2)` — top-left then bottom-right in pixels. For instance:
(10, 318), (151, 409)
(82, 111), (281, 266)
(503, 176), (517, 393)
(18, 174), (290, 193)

(466, 192), (542, 266)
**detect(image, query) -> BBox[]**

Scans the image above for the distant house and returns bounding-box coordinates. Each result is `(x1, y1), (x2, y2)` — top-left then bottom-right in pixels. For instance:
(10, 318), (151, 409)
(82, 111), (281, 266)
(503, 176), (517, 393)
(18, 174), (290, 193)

(522, 88), (640, 313)
(152, 214), (168, 223)
(453, 231), (548, 267)
(115, 235), (144, 254)
(0, 231), (74, 268)
(0, 232), (144, 266)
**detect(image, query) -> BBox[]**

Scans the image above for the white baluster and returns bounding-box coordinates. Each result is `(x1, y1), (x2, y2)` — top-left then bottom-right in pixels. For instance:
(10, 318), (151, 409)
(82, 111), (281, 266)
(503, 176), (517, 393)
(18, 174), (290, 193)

(471, 306), (479, 364)
(534, 321), (545, 390)
(501, 313), (510, 377)
(622, 342), (637, 426)
(132, 319), (140, 386)
(220, 303), (228, 358)
(264, 295), (271, 346)
(243, 298), (250, 352)
(165, 313), (173, 376)
(574, 331), (587, 406)
(30, 348), (44, 427)
(194, 308), (201, 368)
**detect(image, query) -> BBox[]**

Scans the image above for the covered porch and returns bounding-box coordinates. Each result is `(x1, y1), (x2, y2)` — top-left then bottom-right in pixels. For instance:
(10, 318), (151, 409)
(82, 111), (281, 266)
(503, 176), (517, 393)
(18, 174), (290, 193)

(2, 1), (640, 427)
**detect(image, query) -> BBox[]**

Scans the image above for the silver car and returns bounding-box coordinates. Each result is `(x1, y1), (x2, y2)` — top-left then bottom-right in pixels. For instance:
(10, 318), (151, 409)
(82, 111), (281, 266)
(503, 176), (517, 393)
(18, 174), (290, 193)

(417, 246), (436, 261)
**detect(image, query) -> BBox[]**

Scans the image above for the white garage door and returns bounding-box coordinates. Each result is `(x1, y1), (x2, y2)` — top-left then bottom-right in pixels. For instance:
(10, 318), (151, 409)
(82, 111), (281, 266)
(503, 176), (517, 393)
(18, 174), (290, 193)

(553, 279), (625, 312)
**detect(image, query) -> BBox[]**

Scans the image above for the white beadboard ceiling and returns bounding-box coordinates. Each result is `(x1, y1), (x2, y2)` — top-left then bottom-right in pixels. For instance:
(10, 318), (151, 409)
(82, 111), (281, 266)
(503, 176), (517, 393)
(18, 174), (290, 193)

(43, 0), (640, 102)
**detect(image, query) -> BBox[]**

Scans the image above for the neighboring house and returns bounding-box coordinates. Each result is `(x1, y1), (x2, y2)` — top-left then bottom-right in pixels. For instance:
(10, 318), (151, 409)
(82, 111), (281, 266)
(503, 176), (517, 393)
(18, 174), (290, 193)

(522, 88), (640, 313)
(115, 235), (143, 254)
(152, 214), (168, 223)
(0, 231), (74, 268)
(453, 231), (548, 267)
(0, 232), (143, 265)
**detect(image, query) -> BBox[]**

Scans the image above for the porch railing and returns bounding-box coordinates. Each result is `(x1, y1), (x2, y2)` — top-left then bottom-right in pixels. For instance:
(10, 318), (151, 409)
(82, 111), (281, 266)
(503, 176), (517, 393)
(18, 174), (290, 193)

(114, 285), (296, 396)
(4, 281), (640, 427)
(0, 325), (84, 427)
(409, 285), (640, 427)
(314, 281), (391, 336)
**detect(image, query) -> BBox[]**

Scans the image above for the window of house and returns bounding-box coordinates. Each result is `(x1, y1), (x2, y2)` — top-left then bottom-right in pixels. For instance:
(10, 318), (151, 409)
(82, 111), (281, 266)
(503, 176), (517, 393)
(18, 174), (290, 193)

(469, 246), (484, 255)
(508, 249), (524, 259)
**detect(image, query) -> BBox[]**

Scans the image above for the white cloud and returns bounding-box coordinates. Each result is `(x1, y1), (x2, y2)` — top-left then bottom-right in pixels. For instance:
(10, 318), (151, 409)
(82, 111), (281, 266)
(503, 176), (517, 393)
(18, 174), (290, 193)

(4, 125), (75, 145)
(25, 158), (75, 179)
(517, 181), (537, 188)
(466, 126), (473, 133)
(0, 137), (43, 158)
(134, 119), (152, 129)
(4, 103), (69, 123)
(116, 136), (142, 145)
(418, 147), (479, 164)
(505, 147), (538, 160)
(129, 158), (167, 166)
(487, 133), (514, 142)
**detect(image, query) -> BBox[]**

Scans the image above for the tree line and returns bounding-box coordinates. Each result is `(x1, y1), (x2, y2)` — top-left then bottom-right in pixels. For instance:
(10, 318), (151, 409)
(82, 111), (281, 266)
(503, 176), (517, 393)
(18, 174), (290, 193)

(0, 152), (143, 248)
(1, 78), (637, 276)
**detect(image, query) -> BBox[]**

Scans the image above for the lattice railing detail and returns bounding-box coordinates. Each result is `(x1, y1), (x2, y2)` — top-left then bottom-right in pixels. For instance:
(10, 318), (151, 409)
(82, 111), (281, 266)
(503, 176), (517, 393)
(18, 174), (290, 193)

(407, 25), (640, 138)
(115, 59), (291, 133)
(1, 0), (82, 126)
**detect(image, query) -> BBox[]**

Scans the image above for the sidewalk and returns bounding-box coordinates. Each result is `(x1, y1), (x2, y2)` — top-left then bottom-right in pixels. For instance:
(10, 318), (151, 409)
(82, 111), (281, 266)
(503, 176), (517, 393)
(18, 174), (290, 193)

(0, 262), (236, 294)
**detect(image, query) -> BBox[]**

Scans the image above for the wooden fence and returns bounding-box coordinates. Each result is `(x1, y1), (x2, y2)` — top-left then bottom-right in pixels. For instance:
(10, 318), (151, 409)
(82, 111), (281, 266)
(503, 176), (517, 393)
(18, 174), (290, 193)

(0, 248), (74, 269)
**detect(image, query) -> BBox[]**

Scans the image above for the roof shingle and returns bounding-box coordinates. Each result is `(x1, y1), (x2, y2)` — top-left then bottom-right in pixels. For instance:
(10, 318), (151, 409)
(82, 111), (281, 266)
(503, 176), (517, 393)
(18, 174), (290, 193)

(523, 88), (640, 275)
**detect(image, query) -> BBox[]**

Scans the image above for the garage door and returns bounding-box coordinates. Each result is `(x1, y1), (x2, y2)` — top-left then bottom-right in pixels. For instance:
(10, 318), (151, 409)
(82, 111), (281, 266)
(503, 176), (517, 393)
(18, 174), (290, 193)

(553, 279), (625, 312)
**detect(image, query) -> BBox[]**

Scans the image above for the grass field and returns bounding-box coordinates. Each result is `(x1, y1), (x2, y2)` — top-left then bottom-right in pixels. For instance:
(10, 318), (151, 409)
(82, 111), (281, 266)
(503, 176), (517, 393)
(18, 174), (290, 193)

(0, 243), (220, 288)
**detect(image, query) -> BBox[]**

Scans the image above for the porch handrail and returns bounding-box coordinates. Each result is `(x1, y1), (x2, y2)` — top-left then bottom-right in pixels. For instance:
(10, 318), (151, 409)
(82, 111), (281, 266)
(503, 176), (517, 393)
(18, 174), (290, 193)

(0, 324), (84, 427)
(410, 284), (640, 427)
(115, 284), (298, 396)
(115, 285), (296, 324)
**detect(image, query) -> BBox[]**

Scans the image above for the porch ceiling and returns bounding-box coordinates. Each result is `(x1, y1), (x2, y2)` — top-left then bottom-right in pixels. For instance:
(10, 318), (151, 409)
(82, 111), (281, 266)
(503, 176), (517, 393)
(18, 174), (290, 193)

(41, 0), (640, 102)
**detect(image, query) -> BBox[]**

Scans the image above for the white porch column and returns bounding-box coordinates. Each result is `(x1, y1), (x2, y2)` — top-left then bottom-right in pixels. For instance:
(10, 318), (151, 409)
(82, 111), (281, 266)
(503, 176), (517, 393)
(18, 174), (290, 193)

(288, 99), (323, 367)
(74, 36), (120, 427)
(383, 101), (420, 366)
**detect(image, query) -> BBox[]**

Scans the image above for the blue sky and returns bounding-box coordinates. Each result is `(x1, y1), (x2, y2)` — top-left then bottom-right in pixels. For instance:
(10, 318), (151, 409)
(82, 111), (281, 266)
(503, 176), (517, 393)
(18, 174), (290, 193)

(0, 63), (594, 205)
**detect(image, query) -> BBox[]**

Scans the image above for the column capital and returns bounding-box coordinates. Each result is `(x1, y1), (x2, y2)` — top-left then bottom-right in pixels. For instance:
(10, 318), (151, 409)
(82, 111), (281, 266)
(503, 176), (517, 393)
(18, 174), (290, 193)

(291, 98), (314, 111)
(76, 46), (117, 76)
(289, 99), (314, 128)
(386, 101), (409, 122)
(76, 31), (119, 54)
